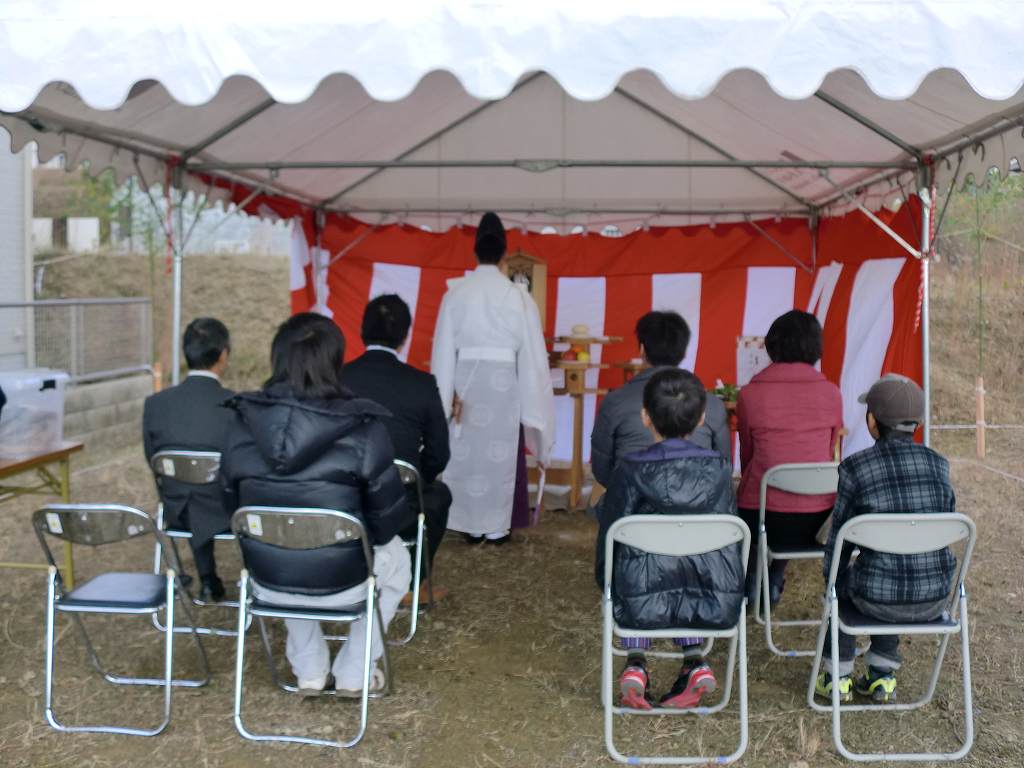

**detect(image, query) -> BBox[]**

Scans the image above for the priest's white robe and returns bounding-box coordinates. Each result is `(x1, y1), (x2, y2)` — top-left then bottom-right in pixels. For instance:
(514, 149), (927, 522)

(431, 264), (555, 536)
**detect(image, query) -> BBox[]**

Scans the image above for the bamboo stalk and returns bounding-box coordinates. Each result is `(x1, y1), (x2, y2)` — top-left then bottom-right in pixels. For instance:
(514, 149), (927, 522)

(976, 376), (986, 459)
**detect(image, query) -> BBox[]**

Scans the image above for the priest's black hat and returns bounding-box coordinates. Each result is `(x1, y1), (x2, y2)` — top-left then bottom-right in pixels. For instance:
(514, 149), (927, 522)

(474, 211), (507, 264)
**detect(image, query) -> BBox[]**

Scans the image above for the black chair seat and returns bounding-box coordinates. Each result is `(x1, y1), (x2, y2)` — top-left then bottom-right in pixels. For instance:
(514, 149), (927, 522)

(59, 573), (167, 611)
(839, 603), (957, 631)
(251, 597), (366, 620)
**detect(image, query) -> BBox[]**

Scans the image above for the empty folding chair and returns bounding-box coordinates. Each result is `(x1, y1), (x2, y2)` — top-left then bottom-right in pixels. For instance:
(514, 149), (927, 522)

(752, 462), (839, 657)
(807, 513), (976, 762)
(391, 459), (431, 645)
(150, 450), (240, 637)
(33, 503), (210, 737)
(602, 514), (750, 765)
(231, 505), (392, 749)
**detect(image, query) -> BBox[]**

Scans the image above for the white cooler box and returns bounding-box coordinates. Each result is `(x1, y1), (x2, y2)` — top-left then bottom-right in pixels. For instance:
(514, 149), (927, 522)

(0, 368), (70, 458)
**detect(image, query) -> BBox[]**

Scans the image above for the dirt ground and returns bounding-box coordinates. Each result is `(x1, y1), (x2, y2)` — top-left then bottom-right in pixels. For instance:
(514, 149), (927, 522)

(9, 228), (1023, 765)
(0, 438), (1021, 768)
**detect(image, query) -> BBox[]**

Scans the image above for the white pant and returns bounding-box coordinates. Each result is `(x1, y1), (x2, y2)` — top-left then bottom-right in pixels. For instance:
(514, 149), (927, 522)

(251, 536), (411, 690)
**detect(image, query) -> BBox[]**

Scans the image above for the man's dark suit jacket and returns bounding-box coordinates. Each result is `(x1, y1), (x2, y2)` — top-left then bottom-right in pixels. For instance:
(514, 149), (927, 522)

(142, 373), (235, 546)
(343, 349), (450, 484)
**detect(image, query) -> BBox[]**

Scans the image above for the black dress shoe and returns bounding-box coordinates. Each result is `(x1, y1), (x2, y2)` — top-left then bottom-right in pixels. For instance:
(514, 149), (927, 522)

(464, 534), (486, 545)
(483, 534), (511, 546)
(199, 578), (226, 603)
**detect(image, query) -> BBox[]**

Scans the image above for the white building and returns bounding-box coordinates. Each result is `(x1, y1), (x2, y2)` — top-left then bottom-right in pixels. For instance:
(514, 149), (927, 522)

(0, 146), (33, 370)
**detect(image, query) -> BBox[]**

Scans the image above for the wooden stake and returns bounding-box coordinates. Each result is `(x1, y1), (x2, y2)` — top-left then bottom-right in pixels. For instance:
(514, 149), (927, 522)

(976, 376), (986, 459)
(152, 361), (163, 394)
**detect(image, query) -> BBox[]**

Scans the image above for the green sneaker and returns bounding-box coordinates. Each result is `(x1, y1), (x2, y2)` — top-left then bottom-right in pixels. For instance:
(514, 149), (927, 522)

(855, 668), (897, 703)
(815, 672), (853, 703)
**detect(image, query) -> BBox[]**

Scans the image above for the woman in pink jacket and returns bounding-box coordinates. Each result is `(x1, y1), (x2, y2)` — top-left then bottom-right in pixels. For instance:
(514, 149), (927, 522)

(735, 310), (843, 604)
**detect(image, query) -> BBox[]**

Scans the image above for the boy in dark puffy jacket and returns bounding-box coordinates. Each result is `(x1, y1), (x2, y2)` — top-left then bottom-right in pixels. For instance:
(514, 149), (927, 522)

(595, 368), (742, 710)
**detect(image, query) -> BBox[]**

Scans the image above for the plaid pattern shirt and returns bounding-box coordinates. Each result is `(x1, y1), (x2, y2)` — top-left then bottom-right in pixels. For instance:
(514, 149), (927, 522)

(824, 436), (957, 606)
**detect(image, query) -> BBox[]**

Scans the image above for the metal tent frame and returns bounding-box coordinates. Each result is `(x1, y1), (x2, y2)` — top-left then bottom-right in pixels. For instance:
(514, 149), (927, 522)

(11, 85), (1020, 445)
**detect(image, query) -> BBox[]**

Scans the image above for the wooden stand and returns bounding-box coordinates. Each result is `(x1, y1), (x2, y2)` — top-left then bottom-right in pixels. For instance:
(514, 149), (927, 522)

(550, 334), (622, 509)
(612, 360), (645, 383)
(553, 360), (608, 509)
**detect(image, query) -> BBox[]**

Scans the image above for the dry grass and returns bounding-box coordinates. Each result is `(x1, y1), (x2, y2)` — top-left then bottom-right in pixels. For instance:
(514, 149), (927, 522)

(36, 249), (289, 392)
(6, 222), (1022, 765)
(0, 451), (1021, 767)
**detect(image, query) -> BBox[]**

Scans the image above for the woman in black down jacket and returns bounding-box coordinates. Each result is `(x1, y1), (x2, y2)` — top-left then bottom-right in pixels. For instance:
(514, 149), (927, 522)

(221, 313), (412, 696)
(595, 368), (743, 710)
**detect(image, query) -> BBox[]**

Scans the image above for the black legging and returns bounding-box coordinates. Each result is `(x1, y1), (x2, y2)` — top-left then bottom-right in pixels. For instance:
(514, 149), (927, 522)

(736, 507), (832, 594)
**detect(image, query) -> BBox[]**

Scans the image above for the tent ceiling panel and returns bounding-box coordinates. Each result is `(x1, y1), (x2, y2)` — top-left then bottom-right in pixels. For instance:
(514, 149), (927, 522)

(818, 69), (1024, 155)
(3, 2), (1024, 229)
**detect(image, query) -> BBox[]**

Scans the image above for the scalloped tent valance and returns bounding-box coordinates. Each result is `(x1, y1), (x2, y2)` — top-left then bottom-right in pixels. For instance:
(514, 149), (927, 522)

(2, 1), (1024, 230)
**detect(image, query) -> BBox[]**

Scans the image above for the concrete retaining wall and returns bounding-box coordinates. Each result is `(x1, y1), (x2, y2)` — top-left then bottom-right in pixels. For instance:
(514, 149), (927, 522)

(64, 372), (152, 448)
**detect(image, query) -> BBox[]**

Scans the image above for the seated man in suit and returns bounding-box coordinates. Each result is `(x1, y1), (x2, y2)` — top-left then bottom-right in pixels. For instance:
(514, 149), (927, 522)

(344, 294), (452, 604)
(591, 310), (732, 491)
(143, 317), (234, 602)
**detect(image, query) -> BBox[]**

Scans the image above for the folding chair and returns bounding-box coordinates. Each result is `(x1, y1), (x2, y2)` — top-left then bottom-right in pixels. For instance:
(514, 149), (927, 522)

(602, 514), (750, 765)
(33, 503), (210, 737)
(391, 459), (432, 645)
(231, 505), (393, 749)
(806, 513), (976, 762)
(752, 462), (839, 657)
(150, 450), (240, 637)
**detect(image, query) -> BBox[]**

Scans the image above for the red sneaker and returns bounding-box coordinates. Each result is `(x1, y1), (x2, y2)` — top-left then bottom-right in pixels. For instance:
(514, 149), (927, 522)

(619, 664), (653, 710)
(659, 662), (717, 709)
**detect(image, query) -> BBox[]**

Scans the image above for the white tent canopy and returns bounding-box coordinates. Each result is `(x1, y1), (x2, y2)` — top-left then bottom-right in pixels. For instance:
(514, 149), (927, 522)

(3, 1), (1024, 230)
(3, 0), (1024, 423)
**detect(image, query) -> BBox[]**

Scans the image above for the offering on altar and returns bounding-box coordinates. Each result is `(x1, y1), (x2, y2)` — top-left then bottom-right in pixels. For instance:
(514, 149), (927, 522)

(567, 324), (590, 357)
(559, 324), (595, 363)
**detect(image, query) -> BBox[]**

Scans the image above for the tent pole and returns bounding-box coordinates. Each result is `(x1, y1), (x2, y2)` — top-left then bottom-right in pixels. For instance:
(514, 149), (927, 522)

(313, 208), (325, 315)
(810, 209), (819, 271)
(187, 158), (913, 172)
(819, 171), (922, 258)
(919, 169), (934, 446)
(744, 216), (813, 273)
(171, 164), (184, 385)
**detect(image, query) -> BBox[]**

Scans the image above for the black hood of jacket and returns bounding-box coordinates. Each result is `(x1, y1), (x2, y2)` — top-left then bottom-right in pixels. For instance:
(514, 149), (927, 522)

(226, 384), (392, 475)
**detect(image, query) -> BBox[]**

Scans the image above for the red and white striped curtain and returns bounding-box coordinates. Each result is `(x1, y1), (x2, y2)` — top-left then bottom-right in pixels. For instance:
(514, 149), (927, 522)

(286, 203), (924, 462)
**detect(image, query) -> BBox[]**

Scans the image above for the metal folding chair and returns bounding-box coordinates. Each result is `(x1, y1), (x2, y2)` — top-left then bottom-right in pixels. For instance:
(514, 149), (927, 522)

(33, 503), (210, 737)
(602, 514), (750, 765)
(752, 462), (839, 657)
(391, 459), (432, 645)
(231, 505), (393, 749)
(806, 513), (976, 762)
(150, 450), (240, 637)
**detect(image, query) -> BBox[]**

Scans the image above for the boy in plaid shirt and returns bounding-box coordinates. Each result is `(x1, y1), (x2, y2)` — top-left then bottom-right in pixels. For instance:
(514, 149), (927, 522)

(815, 374), (957, 704)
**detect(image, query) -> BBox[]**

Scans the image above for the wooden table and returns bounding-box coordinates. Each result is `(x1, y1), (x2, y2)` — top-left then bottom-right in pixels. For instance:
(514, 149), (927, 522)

(0, 441), (83, 586)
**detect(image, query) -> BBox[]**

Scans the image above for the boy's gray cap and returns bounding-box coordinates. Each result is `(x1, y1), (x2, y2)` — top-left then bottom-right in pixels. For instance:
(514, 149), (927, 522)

(858, 373), (924, 432)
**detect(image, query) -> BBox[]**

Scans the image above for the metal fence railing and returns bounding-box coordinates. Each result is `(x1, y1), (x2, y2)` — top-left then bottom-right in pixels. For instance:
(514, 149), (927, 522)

(0, 298), (152, 382)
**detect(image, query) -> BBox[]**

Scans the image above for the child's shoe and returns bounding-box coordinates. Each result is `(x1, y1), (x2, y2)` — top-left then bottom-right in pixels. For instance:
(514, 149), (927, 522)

(815, 672), (853, 703)
(619, 661), (653, 710)
(854, 667), (897, 703)
(659, 662), (717, 709)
